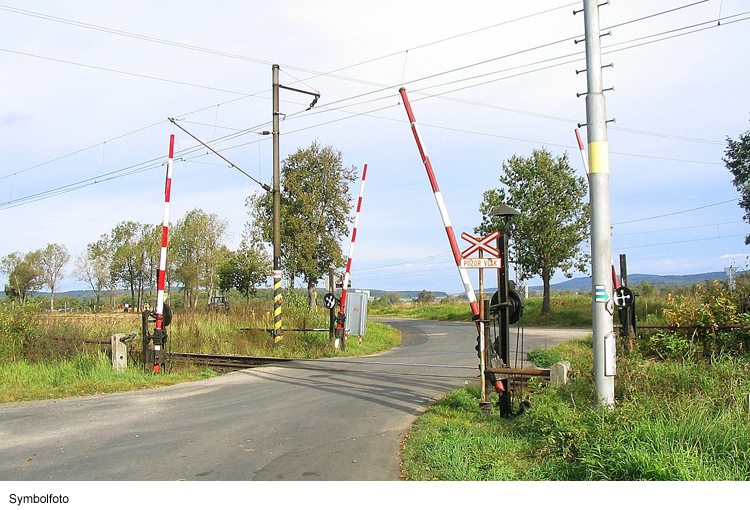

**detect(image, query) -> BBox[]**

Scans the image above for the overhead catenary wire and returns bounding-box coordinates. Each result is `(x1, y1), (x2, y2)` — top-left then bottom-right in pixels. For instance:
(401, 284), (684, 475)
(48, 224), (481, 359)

(614, 220), (744, 237)
(3, 3), (733, 184)
(612, 198), (739, 225)
(616, 234), (746, 251)
(0, 2), (579, 91)
(2, 5), (745, 210)
(0, 47), (253, 96)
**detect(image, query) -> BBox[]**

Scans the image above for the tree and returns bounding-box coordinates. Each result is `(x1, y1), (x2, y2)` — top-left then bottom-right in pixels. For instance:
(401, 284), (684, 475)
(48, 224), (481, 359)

(725, 123), (750, 244)
(75, 235), (114, 311)
(379, 292), (402, 305)
(1, 251), (43, 303)
(246, 141), (357, 309)
(476, 148), (589, 315)
(172, 209), (229, 309)
(109, 221), (150, 310)
(36, 243), (70, 312)
(415, 289), (435, 305)
(217, 244), (271, 304)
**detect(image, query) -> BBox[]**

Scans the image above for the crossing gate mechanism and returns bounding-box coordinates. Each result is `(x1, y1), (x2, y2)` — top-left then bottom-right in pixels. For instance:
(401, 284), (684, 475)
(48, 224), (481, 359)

(142, 303), (172, 371)
(480, 282), (526, 417)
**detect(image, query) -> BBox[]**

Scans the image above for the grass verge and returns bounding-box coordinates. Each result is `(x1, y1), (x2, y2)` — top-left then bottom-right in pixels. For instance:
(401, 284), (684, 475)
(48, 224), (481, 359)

(401, 339), (750, 481)
(0, 353), (216, 404)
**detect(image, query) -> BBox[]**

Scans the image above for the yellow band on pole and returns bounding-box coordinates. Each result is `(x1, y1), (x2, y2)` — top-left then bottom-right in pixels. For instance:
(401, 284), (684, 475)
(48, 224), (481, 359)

(588, 140), (610, 174)
(273, 277), (282, 343)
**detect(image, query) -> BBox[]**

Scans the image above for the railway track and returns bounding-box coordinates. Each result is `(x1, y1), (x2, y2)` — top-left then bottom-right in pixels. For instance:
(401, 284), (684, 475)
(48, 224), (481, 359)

(168, 352), (295, 370)
(167, 352), (554, 386)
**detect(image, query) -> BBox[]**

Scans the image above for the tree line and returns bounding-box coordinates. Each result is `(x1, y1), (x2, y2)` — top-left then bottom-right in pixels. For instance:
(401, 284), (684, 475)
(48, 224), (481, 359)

(0, 208), (271, 312)
(1, 143), (586, 316)
(1, 141), (358, 313)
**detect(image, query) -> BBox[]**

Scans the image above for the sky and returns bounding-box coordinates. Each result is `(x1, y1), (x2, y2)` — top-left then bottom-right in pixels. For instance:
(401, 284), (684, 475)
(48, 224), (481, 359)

(1, 0), (749, 296)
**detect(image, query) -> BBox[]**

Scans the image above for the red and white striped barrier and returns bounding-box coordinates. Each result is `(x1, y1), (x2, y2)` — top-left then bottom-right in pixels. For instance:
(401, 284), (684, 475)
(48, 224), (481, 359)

(399, 88), (480, 319)
(153, 134), (174, 372)
(575, 128), (590, 180)
(336, 164), (368, 348)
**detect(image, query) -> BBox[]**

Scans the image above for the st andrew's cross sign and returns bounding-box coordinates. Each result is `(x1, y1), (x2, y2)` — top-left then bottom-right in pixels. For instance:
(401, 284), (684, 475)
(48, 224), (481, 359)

(460, 231), (502, 269)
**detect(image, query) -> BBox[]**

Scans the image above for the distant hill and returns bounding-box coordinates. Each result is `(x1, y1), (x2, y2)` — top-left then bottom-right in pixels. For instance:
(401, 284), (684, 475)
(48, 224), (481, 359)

(362, 289), (447, 299)
(2, 273), (731, 302)
(529, 271), (734, 293)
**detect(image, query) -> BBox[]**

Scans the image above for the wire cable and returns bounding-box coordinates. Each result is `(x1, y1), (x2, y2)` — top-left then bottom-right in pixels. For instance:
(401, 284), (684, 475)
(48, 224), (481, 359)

(0, 47), (252, 96)
(613, 199), (739, 225)
(3, 5), (746, 210)
(3, 2), (730, 185)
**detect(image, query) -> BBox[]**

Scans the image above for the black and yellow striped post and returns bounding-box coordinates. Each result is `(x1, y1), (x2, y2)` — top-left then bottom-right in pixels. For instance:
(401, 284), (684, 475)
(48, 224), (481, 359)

(273, 269), (282, 344)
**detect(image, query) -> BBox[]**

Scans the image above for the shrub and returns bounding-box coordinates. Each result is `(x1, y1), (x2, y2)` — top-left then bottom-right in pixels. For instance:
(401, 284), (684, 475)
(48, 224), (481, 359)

(639, 280), (750, 359)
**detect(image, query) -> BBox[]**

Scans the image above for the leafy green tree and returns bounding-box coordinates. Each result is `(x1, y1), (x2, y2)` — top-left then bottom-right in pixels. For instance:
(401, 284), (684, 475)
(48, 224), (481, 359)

(75, 235), (114, 311)
(415, 289), (435, 305)
(172, 209), (229, 309)
(217, 244), (271, 304)
(109, 221), (150, 310)
(36, 243), (70, 312)
(476, 148), (589, 315)
(380, 292), (402, 305)
(1, 251), (43, 303)
(725, 123), (750, 244)
(246, 141), (357, 309)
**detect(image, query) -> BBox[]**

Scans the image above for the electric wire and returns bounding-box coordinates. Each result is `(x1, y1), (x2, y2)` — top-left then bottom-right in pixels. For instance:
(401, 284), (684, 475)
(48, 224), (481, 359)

(616, 234), (746, 250)
(0, 2), (579, 90)
(2, 5), (745, 210)
(614, 220), (743, 237)
(2, 2), (730, 184)
(612, 198), (738, 225)
(0, 47), (252, 96)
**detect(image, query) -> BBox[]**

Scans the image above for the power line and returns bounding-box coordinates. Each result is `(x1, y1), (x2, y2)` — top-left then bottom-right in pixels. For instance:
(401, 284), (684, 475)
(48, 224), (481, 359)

(612, 199), (739, 225)
(0, 47), (252, 96)
(3, 2), (729, 185)
(3, 4), (744, 209)
(615, 234), (746, 250)
(0, 2), (578, 90)
(614, 220), (744, 237)
(0, 119), (167, 181)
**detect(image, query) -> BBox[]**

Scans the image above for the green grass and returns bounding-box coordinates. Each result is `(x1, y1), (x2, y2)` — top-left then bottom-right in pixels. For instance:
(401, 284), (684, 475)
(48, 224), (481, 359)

(370, 296), (595, 326)
(401, 340), (750, 481)
(370, 302), (472, 322)
(0, 353), (216, 403)
(370, 294), (670, 328)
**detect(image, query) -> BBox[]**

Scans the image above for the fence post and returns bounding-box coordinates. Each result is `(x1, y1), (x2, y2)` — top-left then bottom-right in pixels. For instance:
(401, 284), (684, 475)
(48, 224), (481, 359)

(111, 333), (128, 371)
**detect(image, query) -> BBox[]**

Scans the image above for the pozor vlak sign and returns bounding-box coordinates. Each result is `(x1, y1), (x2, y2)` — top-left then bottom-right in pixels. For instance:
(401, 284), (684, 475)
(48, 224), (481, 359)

(460, 231), (501, 269)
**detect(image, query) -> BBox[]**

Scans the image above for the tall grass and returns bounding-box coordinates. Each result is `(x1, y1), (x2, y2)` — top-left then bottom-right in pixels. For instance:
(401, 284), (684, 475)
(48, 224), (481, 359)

(0, 297), (401, 402)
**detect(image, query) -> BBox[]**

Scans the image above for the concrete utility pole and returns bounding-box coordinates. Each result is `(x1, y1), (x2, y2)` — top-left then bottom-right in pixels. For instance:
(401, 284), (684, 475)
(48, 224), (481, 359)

(270, 65), (320, 344)
(272, 64), (283, 345)
(582, 0), (615, 406)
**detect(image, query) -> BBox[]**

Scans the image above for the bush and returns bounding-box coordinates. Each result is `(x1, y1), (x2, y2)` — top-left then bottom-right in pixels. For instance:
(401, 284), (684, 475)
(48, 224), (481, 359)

(0, 304), (40, 362)
(638, 280), (750, 359)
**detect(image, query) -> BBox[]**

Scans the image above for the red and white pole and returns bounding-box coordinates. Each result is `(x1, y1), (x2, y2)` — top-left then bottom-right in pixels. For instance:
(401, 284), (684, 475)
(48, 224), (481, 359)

(611, 258), (620, 290)
(399, 88), (480, 319)
(153, 134), (174, 373)
(575, 128), (590, 180)
(336, 164), (368, 349)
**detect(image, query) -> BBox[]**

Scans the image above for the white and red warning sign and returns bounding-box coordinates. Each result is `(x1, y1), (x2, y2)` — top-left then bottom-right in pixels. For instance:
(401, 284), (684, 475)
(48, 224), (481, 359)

(460, 231), (502, 269)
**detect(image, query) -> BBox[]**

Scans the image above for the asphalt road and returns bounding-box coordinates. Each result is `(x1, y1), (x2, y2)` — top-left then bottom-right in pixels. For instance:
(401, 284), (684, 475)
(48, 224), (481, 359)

(0, 319), (589, 481)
